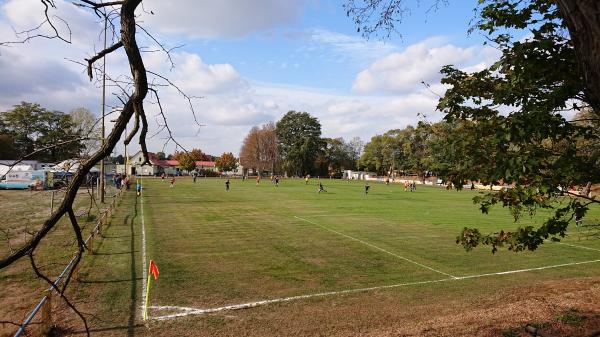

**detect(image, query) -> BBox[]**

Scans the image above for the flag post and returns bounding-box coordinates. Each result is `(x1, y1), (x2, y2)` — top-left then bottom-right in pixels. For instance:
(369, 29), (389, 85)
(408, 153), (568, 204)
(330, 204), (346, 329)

(143, 273), (151, 320)
(143, 260), (159, 320)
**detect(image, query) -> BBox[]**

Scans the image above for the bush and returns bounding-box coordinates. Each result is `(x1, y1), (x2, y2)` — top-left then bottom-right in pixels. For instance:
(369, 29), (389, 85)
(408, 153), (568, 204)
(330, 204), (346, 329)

(199, 169), (220, 177)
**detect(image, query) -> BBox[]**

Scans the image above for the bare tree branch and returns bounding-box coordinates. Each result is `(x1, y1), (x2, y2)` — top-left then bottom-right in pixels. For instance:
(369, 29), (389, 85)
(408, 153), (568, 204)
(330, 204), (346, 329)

(85, 41), (123, 80)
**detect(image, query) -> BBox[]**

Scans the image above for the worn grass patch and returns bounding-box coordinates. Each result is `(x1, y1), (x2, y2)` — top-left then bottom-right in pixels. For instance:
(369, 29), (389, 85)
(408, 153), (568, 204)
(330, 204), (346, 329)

(3, 178), (600, 336)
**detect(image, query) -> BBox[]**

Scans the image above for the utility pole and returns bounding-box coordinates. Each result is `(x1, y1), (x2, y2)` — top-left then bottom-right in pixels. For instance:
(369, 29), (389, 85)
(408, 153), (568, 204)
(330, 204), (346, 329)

(100, 14), (107, 203)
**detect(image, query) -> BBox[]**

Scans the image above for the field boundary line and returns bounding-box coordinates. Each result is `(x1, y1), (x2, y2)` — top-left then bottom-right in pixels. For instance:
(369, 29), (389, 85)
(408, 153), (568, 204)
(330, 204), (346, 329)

(294, 215), (456, 278)
(148, 278), (449, 321)
(455, 258), (600, 279)
(148, 258), (600, 321)
(555, 241), (600, 252)
(140, 180), (148, 319)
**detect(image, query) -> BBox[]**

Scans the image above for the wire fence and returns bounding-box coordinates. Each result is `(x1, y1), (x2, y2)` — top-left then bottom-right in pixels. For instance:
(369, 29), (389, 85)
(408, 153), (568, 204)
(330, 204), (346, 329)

(13, 188), (124, 337)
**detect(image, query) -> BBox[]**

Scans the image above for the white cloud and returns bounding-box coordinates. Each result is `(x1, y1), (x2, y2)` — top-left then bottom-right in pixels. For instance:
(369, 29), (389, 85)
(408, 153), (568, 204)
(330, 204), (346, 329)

(2, 0), (102, 46)
(292, 28), (399, 66)
(308, 28), (398, 63)
(168, 52), (248, 94)
(352, 38), (500, 94)
(0, 1), (497, 157)
(141, 0), (307, 38)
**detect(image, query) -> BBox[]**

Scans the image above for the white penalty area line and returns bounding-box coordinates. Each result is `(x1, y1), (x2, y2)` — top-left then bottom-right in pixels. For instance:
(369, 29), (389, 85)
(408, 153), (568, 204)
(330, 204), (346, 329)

(148, 258), (600, 321)
(294, 216), (457, 279)
(140, 179), (148, 319)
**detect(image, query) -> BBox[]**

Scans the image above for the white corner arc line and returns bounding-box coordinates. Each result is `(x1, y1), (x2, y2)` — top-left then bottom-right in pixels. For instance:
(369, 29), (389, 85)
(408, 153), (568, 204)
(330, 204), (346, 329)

(294, 216), (456, 279)
(148, 258), (600, 321)
(140, 181), (148, 319)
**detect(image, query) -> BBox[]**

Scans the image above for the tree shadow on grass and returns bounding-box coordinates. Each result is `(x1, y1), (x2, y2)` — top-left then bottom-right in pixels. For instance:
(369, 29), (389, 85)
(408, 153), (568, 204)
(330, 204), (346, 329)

(127, 195), (138, 337)
(78, 277), (142, 284)
(93, 250), (139, 256)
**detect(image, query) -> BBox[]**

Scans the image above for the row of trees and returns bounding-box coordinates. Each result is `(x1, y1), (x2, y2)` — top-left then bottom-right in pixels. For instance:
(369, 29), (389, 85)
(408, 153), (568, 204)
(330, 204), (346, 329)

(0, 102), (99, 162)
(156, 148), (215, 162)
(358, 123), (430, 178)
(239, 111), (363, 177)
(172, 147), (238, 173)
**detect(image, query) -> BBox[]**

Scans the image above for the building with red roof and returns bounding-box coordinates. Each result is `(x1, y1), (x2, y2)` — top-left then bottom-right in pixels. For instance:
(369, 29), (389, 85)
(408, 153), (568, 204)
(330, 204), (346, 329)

(117, 150), (217, 176)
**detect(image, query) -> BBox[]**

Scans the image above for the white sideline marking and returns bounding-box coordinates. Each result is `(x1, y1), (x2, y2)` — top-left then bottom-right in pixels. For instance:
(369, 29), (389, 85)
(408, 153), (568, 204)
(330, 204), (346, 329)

(556, 241), (600, 252)
(294, 216), (456, 278)
(148, 258), (600, 321)
(140, 182), (148, 319)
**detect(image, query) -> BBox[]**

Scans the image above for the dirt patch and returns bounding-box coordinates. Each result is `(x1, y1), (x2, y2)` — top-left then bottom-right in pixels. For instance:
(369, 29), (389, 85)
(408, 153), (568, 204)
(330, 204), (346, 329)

(37, 276), (600, 337)
(362, 277), (600, 337)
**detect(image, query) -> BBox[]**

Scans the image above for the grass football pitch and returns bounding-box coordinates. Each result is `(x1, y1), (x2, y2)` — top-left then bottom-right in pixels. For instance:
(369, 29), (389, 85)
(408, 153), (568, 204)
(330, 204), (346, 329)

(78, 177), (600, 336)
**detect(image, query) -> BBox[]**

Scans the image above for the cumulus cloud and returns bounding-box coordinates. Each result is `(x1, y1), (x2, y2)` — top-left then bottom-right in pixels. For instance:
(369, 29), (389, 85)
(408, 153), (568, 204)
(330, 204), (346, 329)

(2, 0), (102, 46)
(0, 1), (496, 156)
(162, 52), (249, 94)
(141, 0), (307, 38)
(352, 38), (500, 94)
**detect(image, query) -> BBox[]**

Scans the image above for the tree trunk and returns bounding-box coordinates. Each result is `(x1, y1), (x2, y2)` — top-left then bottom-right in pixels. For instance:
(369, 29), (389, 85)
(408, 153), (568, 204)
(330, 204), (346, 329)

(0, 0), (146, 269)
(555, 0), (600, 112)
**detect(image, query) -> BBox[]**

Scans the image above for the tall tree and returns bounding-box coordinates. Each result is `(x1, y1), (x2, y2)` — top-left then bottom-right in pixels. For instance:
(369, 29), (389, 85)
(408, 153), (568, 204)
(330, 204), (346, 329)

(259, 122), (280, 174)
(70, 107), (100, 157)
(178, 152), (196, 172)
(240, 122), (280, 175)
(358, 134), (393, 174)
(0, 134), (16, 160)
(0, 2), (157, 333)
(240, 126), (262, 173)
(348, 136), (364, 165)
(276, 111), (323, 176)
(216, 152), (238, 172)
(0, 102), (84, 162)
(321, 137), (359, 176)
(189, 148), (209, 161)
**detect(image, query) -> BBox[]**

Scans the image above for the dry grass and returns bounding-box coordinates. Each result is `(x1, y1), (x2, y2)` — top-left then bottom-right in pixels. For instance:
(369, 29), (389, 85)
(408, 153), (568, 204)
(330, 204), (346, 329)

(0, 185), (121, 336)
(3, 178), (600, 336)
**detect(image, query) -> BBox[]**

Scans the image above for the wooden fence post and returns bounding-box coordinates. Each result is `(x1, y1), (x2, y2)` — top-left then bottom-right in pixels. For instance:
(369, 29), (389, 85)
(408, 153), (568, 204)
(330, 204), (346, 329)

(87, 235), (93, 255)
(50, 191), (55, 215)
(40, 290), (52, 335)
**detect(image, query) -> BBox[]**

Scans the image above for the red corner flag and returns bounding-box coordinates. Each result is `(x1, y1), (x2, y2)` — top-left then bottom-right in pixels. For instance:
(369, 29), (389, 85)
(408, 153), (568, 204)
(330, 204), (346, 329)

(149, 260), (159, 280)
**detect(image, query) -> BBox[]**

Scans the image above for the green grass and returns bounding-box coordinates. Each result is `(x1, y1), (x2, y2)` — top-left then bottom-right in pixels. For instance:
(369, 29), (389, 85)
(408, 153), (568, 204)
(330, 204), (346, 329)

(136, 177), (600, 311)
(6, 177), (599, 336)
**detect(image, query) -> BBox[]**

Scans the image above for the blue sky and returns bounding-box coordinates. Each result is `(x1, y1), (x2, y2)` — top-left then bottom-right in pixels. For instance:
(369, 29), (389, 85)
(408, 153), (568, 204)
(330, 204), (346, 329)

(174, 0), (482, 91)
(0, 0), (497, 156)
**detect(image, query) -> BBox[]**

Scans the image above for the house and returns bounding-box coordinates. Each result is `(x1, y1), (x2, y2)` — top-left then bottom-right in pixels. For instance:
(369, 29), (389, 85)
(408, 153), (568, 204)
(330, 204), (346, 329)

(343, 170), (377, 180)
(116, 151), (217, 176)
(221, 161), (244, 176)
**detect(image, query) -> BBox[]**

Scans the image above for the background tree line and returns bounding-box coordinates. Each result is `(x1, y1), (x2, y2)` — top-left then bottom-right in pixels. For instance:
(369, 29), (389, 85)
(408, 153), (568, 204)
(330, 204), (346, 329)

(0, 102), (99, 162)
(240, 111), (363, 177)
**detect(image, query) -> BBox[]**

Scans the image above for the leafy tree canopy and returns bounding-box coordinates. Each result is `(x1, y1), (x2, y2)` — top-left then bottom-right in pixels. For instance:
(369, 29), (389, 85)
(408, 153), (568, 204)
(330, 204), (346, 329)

(216, 152), (238, 172)
(437, 0), (600, 252)
(346, 0), (600, 253)
(0, 102), (86, 162)
(275, 111), (323, 176)
(178, 152), (196, 172)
